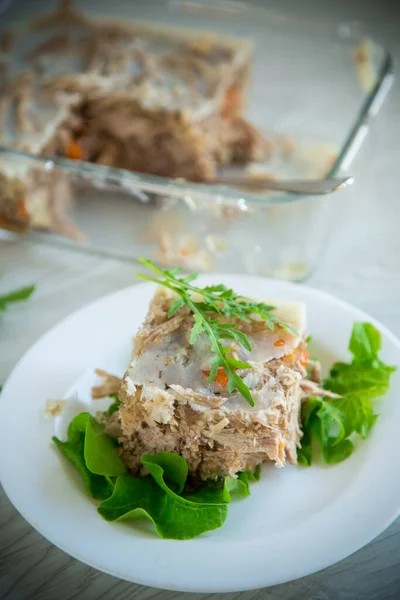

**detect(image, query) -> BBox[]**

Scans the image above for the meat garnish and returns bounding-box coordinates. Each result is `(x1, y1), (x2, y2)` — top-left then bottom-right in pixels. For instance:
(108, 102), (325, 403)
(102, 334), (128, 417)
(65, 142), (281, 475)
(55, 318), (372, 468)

(110, 286), (307, 480)
(91, 368), (122, 399)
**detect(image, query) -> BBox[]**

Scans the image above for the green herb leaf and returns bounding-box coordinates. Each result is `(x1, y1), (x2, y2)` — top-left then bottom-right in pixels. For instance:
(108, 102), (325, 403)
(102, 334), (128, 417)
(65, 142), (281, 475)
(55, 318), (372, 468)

(247, 464), (262, 482)
(324, 360), (395, 397)
(349, 322), (381, 361)
(322, 438), (355, 464)
(299, 323), (396, 466)
(189, 314), (205, 345)
(225, 466), (261, 496)
(97, 474), (164, 525)
(137, 259), (294, 406)
(297, 398), (320, 466)
(106, 394), (121, 416)
(142, 451), (188, 494)
(84, 417), (126, 477)
(0, 284), (35, 311)
(225, 475), (250, 496)
(168, 297), (185, 318)
(217, 324), (252, 352)
(54, 412), (261, 539)
(330, 394), (378, 440)
(53, 413), (115, 500)
(53, 412), (125, 498)
(228, 369), (254, 406)
(184, 481), (231, 504)
(98, 454), (229, 540)
(52, 436), (114, 500)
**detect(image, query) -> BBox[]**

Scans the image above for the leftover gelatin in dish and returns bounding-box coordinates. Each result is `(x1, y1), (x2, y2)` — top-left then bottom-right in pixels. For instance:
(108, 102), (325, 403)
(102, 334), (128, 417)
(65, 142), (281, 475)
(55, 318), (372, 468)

(53, 260), (396, 539)
(0, 0), (268, 233)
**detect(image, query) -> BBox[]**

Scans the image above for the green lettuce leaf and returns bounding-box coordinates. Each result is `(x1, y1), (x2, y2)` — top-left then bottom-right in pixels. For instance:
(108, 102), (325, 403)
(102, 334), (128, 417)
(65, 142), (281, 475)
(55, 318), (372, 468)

(53, 414), (260, 539)
(349, 322), (381, 361)
(298, 323), (396, 466)
(83, 417), (126, 477)
(324, 321), (395, 396)
(102, 453), (230, 539)
(183, 480), (230, 504)
(184, 465), (261, 504)
(225, 465), (261, 496)
(106, 394), (121, 416)
(297, 398), (320, 466)
(97, 452), (230, 539)
(142, 451), (188, 494)
(52, 413), (115, 500)
(324, 361), (395, 398)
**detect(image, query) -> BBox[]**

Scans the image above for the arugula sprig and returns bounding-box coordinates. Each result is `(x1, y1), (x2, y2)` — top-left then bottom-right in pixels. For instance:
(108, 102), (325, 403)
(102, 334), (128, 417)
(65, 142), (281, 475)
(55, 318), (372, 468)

(0, 284), (35, 311)
(137, 259), (293, 407)
(0, 281), (35, 390)
(298, 322), (396, 465)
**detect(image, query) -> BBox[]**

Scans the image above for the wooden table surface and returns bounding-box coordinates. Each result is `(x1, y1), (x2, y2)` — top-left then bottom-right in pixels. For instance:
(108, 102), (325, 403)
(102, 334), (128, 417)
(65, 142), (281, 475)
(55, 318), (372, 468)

(1, 1), (400, 599)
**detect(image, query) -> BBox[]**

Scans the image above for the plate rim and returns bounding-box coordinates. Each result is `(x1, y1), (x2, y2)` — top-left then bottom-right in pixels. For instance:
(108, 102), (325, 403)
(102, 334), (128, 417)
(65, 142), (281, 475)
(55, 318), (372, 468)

(1, 275), (400, 593)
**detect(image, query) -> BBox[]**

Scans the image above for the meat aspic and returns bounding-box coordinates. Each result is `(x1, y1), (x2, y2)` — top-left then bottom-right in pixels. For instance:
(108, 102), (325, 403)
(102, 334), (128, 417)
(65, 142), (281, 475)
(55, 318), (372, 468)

(107, 287), (313, 480)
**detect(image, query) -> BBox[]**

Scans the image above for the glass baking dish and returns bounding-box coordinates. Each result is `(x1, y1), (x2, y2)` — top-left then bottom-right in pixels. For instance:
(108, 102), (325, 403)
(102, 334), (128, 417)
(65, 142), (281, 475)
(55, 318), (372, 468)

(0, 0), (393, 280)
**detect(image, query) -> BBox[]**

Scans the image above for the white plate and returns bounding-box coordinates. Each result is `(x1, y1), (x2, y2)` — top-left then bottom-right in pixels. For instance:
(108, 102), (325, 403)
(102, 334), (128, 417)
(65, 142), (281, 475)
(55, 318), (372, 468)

(1, 275), (400, 593)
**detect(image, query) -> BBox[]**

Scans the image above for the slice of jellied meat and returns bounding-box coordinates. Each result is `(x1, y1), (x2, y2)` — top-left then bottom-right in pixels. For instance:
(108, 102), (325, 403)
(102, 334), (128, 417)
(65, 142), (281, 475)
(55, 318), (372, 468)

(110, 287), (307, 480)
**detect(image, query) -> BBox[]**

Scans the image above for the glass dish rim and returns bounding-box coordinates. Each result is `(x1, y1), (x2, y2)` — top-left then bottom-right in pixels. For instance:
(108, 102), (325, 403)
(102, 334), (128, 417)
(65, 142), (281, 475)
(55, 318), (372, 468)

(0, 9), (394, 208)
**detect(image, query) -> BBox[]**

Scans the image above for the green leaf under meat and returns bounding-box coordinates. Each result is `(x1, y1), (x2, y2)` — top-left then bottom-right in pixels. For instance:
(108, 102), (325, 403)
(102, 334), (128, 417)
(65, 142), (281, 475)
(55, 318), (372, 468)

(53, 414), (260, 539)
